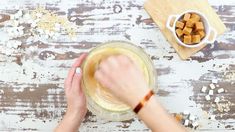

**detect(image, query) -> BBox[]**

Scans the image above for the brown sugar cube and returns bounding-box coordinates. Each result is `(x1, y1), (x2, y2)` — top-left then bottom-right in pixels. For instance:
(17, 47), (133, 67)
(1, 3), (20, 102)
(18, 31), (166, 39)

(191, 30), (198, 35)
(183, 35), (192, 44)
(183, 27), (192, 35)
(176, 29), (183, 37)
(178, 34), (184, 42)
(179, 36), (184, 42)
(197, 30), (205, 38)
(183, 13), (191, 21)
(192, 35), (201, 43)
(185, 19), (195, 28)
(191, 13), (200, 22)
(195, 22), (204, 31)
(176, 21), (185, 29)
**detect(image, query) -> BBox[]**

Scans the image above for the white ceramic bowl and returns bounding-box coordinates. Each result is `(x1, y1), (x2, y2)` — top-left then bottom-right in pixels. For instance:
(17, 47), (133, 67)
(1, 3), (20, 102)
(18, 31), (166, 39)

(166, 10), (217, 48)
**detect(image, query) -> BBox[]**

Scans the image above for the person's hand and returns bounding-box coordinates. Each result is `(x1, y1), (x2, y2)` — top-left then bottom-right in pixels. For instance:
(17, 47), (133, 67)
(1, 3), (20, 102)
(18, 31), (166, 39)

(64, 53), (87, 120)
(94, 55), (149, 108)
(94, 55), (186, 132)
(55, 53), (87, 132)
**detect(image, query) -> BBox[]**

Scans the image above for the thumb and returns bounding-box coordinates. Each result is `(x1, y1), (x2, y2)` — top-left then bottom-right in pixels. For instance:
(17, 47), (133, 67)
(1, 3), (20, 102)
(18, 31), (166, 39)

(71, 67), (83, 92)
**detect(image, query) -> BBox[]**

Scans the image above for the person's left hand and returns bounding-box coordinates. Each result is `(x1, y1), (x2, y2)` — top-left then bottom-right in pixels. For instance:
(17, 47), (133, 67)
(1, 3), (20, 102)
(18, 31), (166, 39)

(64, 53), (87, 120)
(55, 53), (87, 132)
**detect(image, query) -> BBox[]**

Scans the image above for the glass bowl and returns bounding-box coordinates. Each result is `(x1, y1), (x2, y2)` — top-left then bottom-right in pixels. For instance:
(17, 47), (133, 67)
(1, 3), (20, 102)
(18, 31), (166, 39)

(81, 41), (157, 121)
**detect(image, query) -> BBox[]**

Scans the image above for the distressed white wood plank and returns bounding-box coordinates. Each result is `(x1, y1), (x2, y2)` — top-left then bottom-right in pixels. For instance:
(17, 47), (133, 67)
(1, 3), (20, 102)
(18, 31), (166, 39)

(0, 0), (234, 131)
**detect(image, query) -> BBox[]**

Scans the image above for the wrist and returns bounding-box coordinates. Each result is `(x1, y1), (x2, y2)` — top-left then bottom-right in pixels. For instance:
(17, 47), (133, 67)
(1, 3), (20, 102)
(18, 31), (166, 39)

(63, 113), (82, 128)
(66, 109), (80, 117)
(137, 95), (168, 119)
(64, 108), (86, 125)
(66, 105), (87, 117)
(133, 90), (155, 114)
(55, 110), (84, 132)
(129, 88), (152, 109)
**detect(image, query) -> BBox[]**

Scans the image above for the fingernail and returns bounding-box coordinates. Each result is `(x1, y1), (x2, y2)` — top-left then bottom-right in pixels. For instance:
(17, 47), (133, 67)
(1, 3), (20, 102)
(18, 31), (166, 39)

(76, 67), (81, 75)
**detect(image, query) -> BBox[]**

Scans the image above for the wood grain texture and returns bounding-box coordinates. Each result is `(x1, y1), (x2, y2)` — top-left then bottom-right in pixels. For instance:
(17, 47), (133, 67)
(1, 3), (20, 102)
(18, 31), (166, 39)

(144, 0), (226, 60)
(0, 0), (234, 131)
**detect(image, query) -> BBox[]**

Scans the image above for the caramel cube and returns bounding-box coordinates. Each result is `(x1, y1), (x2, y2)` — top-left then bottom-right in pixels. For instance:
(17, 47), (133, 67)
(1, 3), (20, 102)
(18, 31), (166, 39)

(197, 30), (205, 38)
(179, 37), (184, 42)
(175, 114), (183, 122)
(186, 19), (195, 28)
(192, 35), (201, 43)
(183, 13), (191, 21)
(176, 21), (185, 29)
(195, 22), (204, 31)
(183, 27), (192, 35)
(176, 29), (183, 37)
(183, 35), (192, 44)
(191, 13), (200, 22)
(191, 30), (198, 35)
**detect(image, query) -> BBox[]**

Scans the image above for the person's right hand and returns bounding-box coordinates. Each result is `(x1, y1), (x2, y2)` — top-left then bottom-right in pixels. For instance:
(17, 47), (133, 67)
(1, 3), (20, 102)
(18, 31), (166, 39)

(94, 55), (150, 108)
(95, 55), (187, 132)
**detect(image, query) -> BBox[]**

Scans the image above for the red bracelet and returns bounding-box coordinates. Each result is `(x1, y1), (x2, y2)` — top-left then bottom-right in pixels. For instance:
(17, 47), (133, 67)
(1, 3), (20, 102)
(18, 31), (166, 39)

(133, 90), (154, 114)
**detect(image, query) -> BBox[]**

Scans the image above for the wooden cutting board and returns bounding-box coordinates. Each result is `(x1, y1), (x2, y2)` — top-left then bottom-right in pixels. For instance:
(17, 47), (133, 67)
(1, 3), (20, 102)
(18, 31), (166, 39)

(144, 0), (226, 60)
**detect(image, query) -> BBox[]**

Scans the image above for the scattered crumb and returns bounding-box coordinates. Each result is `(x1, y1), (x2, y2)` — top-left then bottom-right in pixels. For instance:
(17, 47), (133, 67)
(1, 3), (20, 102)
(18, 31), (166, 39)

(216, 100), (234, 113)
(174, 112), (199, 130)
(214, 97), (220, 103)
(189, 114), (196, 121)
(217, 88), (224, 93)
(201, 86), (207, 93)
(192, 121), (199, 128)
(209, 83), (216, 89)
(205, 95), (211, 101)
(184, 119), (189, 126)
(212, 79), (218, 84)
(1, 7), (78, 57)
(175, 114), (183, 122)
(209, 90), (213, 95)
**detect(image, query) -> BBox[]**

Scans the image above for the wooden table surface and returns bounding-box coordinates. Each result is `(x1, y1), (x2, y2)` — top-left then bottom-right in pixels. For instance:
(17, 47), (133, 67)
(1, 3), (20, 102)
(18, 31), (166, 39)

(0, 0), (234, 131)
